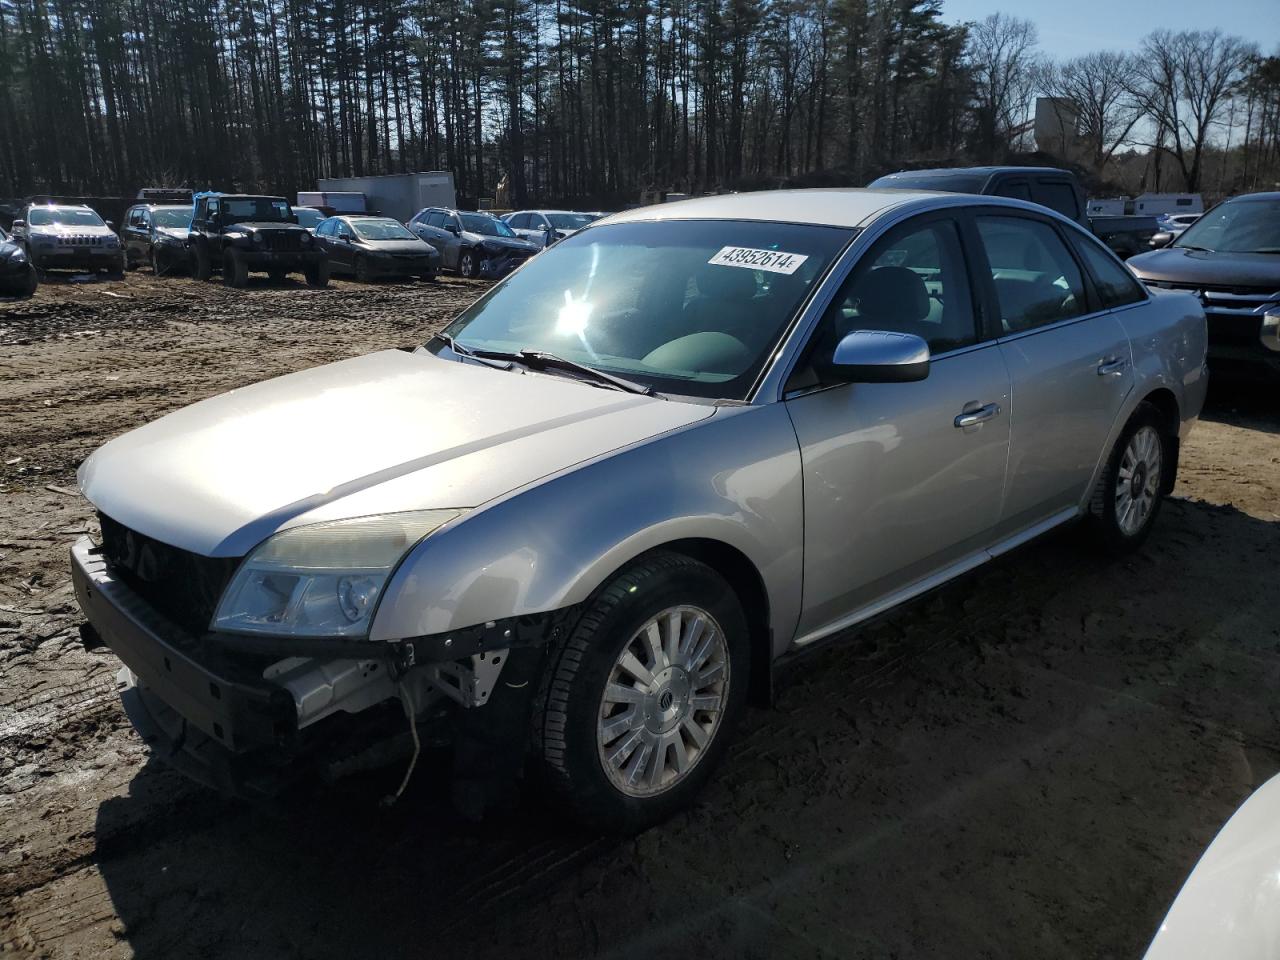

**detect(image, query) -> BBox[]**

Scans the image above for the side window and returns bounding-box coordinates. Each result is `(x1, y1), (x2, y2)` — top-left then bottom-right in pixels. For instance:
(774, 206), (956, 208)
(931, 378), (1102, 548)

(126, 208), (141, 227)
(425, 211), (444, 228)
(1034, 180), (1081, 221)
(975, 215), (1088, 333)
(207, 200), (219, 220)
(1071, 234), (1146, 308)
(994, 179), (1031, 201)
(813, 217), (978, 357)
(141, 209), (152, 228)
(317, 219), (332, 237)
(509, 213), (529, 229)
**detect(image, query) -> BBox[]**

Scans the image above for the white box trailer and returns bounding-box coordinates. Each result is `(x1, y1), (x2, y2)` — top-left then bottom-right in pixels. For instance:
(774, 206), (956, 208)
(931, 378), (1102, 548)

(297, 191), (368, 214)
(1133, 193), (1203, 216)
(315, 172), (457, 224)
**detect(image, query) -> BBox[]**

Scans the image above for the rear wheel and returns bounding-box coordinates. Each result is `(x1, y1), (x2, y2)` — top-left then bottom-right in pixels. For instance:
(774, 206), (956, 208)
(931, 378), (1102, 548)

(1086, 403), (1170, 555)
(534, 552), (749, 833)
(223, 248), (248, 288)
(304, 260), (329, 288)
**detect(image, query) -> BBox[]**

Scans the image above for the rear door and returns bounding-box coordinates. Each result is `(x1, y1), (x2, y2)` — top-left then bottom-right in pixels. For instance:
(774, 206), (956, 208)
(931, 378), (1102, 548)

(785, 212), (1012, 638)
(969, 210), (1134, 535)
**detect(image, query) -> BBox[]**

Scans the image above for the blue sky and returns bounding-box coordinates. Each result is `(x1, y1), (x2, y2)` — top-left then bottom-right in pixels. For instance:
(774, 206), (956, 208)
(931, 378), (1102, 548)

(939, 0), (1280, 60)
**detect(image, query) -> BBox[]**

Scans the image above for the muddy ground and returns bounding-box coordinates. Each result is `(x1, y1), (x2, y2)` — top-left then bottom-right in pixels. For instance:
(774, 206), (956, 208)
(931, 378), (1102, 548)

(1, 271), (1278, 959)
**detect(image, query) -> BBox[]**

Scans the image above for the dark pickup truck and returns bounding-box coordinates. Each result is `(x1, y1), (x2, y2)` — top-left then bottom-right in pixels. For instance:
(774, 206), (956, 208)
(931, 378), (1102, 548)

(868, 166), (1159, 258)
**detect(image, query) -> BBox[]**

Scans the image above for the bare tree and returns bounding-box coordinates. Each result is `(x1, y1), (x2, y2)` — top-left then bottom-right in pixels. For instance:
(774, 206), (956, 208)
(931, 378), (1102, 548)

(1037, 51), (1142, 175)
(1130, 29), (1256, 191)
(968, 12), (1039, 161)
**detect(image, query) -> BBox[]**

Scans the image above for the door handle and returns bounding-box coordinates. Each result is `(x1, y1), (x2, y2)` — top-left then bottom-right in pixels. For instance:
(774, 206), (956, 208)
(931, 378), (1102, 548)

(954, 402), (1001, 429)
(1097, 356), (1128, 376)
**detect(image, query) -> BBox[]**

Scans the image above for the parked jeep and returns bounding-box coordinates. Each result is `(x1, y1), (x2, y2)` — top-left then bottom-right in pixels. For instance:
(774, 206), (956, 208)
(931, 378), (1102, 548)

(188, 193), (327, 288)
(11, 203), (125, 276)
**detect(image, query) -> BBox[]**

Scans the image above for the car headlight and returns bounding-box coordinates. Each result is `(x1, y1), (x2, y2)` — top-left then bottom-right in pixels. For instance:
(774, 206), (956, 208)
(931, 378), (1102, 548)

(9, 249), (27, 264)
(212, 509), (461, 638)
(300, 233), (313, 246)
(104, 235), (120, 248)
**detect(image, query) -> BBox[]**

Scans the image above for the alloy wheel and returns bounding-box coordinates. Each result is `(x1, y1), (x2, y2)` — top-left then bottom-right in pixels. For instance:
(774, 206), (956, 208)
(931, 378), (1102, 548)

(1115, 425), (1162, 537)
(596, 605), (729, 798)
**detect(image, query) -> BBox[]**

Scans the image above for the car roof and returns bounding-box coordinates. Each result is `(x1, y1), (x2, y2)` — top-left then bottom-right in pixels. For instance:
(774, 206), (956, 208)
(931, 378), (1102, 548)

(878, 165), (1072, 179)
(601, 188), (948, 229)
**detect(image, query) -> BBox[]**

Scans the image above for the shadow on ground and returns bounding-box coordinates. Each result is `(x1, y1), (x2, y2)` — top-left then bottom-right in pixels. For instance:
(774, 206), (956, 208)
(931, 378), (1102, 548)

(94, 496), (1279, 960)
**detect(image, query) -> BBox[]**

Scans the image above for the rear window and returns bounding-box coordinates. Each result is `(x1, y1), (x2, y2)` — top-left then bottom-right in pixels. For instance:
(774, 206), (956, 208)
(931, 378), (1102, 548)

(868, 172), (988, 193)
(1033, 181), (1081, 220)
(1070, 234), (1146, 308)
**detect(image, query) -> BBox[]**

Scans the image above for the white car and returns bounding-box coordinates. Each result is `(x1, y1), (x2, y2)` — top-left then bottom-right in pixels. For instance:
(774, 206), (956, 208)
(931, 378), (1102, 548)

(503, 210), (600, 248)
(1145, 774), (1280, 959)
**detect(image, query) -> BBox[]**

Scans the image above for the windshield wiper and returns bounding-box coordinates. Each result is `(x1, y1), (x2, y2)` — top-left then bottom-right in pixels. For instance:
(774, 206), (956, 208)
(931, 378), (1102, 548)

(1176, 244), (1215, 253)
(431, 332), (513, 371)
(512, 350), (655, 395)
(432, 335), (654, 395)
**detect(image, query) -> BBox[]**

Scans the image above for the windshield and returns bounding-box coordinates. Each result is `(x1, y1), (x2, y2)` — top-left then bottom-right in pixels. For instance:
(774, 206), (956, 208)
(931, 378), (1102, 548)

(353, 219), (416, 241)
(1175, 199), (1280, 253)
(221, 198), (291, 223)
(461, 214), (516, 238)
(547, 213), (596, 230)
(152, 208), (191, 229)
(294, 208), (325, 229)
(441, 219), (854, 400)
(27, 207), (106, 228)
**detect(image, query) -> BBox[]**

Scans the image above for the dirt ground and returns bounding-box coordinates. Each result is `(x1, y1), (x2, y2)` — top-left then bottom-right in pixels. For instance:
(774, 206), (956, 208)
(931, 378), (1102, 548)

(1, 270), (1277, 960)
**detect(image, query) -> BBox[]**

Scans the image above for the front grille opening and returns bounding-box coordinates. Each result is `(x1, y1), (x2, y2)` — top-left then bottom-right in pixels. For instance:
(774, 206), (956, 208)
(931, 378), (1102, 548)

(98, 513), (242, 637)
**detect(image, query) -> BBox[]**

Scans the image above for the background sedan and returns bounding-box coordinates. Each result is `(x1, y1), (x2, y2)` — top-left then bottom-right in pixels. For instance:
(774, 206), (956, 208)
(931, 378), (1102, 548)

(316, 215), (441, 282)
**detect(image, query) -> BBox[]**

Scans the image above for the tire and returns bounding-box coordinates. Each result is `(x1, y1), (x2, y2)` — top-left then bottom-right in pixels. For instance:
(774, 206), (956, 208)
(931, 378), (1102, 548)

(224, 248), (249, 288)
(354, 256), (372, 283)
(151, 250), (164, 277)
(533, 551), (750, 833)
(22, 264), (38, 297)
(304, 260), (329, 288)
(1085, 402), (1170, 555)
(193, 243), (212, 281)
(267, 267), (288, 283)
(459, 249), (480, 279)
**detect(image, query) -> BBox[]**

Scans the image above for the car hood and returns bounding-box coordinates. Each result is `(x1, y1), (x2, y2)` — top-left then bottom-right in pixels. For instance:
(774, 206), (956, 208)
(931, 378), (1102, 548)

(461, 232), (538, 252)
(156, 227), (189, 241)
(226, 222), (308, 234)
(78, 349), (712, 557)
(362, 240), (436, 256)
(1144, 774), (1280, 960)
(1128, 247), (1280, 291)
(29, 224), (114, 237)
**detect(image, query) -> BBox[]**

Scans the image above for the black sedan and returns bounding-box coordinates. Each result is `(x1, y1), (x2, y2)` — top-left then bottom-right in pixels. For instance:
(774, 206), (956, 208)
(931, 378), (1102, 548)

(316, 216), (441, 282)
(0, 223), (37, 297)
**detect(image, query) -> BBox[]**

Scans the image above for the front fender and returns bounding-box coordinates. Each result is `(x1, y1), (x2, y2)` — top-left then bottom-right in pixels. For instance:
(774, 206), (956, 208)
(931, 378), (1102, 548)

(370, 404), (805, 657)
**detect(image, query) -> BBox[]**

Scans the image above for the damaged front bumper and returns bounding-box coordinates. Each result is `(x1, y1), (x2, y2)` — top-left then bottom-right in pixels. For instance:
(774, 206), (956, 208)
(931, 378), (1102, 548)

(70, 536), (570, 799)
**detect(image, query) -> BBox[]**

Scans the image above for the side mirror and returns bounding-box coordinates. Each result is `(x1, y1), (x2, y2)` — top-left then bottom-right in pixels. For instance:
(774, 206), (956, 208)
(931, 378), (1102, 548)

(824, 330), (930, 383)
(446, 224), (460, 235)
(105, 220), (115, 231)
(11, 220), (23, 230)
(1149, 231), (1174, 249)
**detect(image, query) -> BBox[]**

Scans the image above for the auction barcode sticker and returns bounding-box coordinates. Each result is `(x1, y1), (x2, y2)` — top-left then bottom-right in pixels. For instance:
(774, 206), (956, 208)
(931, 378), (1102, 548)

(708, 246), (809, 275)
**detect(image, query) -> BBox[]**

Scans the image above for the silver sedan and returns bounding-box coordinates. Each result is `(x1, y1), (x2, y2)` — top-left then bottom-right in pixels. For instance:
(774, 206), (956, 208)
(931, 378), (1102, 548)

(71, 189), (1207, 830)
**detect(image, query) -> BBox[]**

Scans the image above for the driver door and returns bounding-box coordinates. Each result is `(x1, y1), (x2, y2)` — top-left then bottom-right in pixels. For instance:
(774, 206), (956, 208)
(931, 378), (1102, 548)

(784, 213), (1012, 639)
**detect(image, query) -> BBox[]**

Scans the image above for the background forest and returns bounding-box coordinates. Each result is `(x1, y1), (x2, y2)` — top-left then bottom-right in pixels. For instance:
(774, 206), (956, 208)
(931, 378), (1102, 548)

(1, 0), (1278, 207)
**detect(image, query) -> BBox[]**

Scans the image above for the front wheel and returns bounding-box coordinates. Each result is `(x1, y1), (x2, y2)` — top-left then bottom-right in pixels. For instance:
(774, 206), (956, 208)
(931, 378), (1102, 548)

(223, 248), (248, 288)
(458, 249), (482, 279)
(534, 552), (749, 833)
(1086, 403), (1170, 554)
(304, 260), (329, 288)
(193, 243), (212, 281)
(354, 256), (372, 283)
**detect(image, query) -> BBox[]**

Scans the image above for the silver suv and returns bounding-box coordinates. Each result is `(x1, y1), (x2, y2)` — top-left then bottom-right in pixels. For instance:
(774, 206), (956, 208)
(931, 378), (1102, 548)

(12, 204), (124, 275)
(71, 189), (1207, 831)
